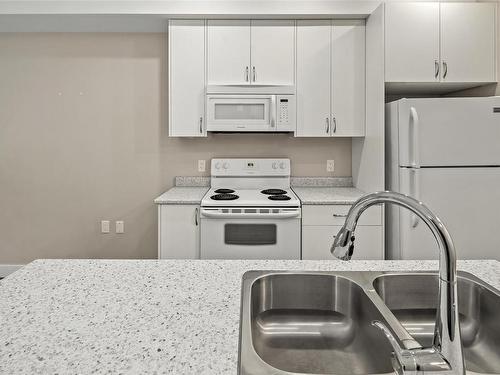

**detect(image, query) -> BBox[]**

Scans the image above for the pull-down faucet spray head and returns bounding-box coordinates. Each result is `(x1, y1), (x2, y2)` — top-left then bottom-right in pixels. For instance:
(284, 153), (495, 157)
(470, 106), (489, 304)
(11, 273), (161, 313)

(330, 227), (355, 261)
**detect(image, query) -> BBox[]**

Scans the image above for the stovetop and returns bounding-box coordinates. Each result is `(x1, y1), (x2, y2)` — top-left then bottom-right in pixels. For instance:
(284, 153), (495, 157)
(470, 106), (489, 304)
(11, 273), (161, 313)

(201, 188), (301, 207)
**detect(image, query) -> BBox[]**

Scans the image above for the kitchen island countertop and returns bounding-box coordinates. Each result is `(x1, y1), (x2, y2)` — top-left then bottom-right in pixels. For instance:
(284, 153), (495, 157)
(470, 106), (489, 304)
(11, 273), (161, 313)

(1, 259), (498, 374)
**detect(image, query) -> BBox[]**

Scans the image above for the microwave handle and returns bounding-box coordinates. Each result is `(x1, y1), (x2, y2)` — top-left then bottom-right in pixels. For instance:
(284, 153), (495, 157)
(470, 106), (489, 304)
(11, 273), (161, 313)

(270, 96), (277, 128)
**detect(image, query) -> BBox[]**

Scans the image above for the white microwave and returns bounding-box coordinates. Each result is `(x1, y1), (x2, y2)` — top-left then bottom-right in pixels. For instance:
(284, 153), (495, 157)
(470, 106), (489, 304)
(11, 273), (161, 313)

(206, 94), (295, 132)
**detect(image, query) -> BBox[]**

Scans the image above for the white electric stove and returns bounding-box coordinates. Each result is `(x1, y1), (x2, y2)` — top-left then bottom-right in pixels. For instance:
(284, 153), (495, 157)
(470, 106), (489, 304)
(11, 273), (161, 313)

(200, 158), (301, 260)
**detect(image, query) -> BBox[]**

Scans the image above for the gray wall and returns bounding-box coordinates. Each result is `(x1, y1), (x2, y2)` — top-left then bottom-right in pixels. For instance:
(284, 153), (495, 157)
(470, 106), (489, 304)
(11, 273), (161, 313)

(0, 33), (351, 263)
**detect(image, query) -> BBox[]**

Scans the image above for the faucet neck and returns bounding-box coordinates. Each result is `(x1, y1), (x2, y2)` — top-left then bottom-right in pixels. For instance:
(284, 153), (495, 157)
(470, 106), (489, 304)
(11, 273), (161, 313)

(334, 191), (464, 374)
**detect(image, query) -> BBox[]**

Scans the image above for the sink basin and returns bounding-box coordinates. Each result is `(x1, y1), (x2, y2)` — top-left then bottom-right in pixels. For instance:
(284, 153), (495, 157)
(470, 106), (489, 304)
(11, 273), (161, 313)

(373, 272), (500, 374)
(239, 271), (500, 375)
(240, 272), (394, 375)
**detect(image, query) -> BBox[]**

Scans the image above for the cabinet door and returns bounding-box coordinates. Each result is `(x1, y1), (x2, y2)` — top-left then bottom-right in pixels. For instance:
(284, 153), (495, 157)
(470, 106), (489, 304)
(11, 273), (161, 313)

(385, 2), (440, 82)
(250, 20), (295, 85)
(168, 20), (206, 137)
(440, 3), (497, 83)
(207, 20), (251, 85)
(302, 225), (383, 260)
(159, 205), (200, 259)
(295, 20), (331, 137)
(331, 20), (365, 137)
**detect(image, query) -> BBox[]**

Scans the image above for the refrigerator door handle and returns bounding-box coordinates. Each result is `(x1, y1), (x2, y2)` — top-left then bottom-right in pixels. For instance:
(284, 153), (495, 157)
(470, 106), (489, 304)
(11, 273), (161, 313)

(410, 168), (420, 228)
(409, 107), (420, 168)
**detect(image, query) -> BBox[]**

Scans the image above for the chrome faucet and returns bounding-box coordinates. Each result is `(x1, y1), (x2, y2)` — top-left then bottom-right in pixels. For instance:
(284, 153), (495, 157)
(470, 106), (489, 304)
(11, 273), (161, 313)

(331, 191), (465, 375)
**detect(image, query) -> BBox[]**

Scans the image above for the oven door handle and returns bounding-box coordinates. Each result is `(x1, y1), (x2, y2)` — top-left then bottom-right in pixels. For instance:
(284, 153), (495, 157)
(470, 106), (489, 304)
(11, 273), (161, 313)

(200, 209), (300, 219)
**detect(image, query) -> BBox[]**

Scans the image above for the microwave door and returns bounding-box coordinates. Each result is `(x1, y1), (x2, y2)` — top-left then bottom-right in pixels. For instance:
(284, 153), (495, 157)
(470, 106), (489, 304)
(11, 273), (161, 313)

(206, 95), (272, 131)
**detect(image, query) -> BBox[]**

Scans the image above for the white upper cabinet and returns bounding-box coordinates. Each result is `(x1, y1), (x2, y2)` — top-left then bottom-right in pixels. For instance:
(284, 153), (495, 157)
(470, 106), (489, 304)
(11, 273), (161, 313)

(296, 20), (331, 137)
(296, 20), (366, 138)
(250, 20), (295, 85)
(168, 20), (206, 137)
(440, 2), (497, 83)
(385, 2), (440, 83)
(207, 20), (251, 85)
(385, 2), (497, 86)
(331, 20), (365, 137)
(207, 20), (295, 85)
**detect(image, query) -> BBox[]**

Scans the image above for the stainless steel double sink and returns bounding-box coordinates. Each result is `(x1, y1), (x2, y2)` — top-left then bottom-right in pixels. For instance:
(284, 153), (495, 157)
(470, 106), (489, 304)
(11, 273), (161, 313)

(238, 271), (500, 375)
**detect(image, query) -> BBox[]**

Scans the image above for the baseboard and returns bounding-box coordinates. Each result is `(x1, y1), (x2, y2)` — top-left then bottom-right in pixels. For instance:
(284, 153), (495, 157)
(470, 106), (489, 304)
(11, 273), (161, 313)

(0, 264), (24, 278)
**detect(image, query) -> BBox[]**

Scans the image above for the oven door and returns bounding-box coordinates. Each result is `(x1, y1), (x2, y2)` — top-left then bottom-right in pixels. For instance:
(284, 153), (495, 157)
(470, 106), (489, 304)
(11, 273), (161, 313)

(206, 95), (274, 132)
(200, 212), (300, 259)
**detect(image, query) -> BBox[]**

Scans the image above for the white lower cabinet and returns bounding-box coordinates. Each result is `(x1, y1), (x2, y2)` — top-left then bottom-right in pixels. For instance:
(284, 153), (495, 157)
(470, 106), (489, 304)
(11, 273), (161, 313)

(158, 205), (200, 259)
(302, 225), (383, 260)
(301, 204), (384, 260)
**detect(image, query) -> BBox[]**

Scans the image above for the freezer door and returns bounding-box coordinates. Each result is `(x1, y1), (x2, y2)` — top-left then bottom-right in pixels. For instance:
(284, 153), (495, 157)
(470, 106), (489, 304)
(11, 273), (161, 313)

(397, 97), (500, 167)
(393, 167), (500, 260)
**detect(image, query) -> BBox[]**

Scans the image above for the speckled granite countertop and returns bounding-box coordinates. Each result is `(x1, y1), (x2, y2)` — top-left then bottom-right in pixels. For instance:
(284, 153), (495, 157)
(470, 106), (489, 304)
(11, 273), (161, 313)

(1, 259), (498, 374)
(292, 187), (366, 205)
(154, 187), (208, 205)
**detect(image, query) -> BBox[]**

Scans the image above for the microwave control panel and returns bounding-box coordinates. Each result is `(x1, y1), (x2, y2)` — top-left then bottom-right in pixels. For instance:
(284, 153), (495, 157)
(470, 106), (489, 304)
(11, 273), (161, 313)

(276, 95), (295, 131)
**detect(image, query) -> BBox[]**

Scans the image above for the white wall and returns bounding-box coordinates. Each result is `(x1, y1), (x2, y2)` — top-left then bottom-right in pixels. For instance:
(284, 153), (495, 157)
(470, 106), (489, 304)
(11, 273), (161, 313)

(0, 32), (352, 264)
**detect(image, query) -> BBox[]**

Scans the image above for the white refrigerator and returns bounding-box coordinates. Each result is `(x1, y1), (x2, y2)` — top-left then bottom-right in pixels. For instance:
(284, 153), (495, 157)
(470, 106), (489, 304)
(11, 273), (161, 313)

(386, 97), (500, 260)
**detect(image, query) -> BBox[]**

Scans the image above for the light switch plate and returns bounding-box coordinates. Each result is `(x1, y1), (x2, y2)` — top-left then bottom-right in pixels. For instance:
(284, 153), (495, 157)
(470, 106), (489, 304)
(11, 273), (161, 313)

(198, 160), (206, 172)
(101, 220), (110, 234)
(116, 221), (124, 234)
(327, 160), (335, 173)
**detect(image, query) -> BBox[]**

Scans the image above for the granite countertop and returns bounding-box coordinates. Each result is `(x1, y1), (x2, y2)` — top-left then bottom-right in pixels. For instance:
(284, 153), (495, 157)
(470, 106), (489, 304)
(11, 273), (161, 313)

(154, 187), (208, 204)
(292, 186), (366, 205)
(1, 259), (498, 374)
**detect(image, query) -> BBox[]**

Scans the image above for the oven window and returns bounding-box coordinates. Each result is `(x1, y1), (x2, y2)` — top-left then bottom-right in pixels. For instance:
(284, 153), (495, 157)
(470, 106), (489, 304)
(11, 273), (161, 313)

(224, 224), (277, 245)
(214, 103), (265, 120)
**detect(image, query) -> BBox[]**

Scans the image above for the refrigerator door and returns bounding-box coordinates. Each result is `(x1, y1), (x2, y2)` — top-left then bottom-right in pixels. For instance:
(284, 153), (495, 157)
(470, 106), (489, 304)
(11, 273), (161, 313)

(397, 97), (500, 167)
(393, 167), (500, 260)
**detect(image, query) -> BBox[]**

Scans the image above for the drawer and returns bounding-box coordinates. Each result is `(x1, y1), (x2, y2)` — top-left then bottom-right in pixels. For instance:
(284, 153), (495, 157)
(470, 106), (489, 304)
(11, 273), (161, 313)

(302, 225), (384, 260)
(302, 205), (382, 226)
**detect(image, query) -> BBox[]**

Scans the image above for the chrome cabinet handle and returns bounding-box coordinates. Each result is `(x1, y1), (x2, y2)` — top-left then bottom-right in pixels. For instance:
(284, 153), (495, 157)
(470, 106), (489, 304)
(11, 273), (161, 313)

(326, 117), (330, 134)
(195, 207), (199, 226)
(434, 60), (439, 79)
(199, 117), (203, 134)
(245, 66), (249, 82)
(443, 61), (448, 79)
(252, 66), (256, 82)
(332, 117), (337, 133)
(333, 213), (347, 218)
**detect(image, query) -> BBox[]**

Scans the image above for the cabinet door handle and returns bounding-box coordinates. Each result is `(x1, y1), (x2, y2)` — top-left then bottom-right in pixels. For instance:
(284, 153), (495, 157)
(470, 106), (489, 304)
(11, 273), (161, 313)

(245, 66), (249, 82)
(325, 117), (330, 134)
(195, 207), (199, 226)
(332, 117), (337, 134)
(434, 60), (439, 79)
(252, 66), (256, 82)
(199, 117), (203, 134)
(442, 61), (448, 79)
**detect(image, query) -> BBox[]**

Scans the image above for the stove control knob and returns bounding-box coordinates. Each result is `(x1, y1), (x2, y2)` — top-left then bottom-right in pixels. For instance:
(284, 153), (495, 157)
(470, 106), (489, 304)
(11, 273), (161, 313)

(279, 162), (286, 169)
(215, 162), (221, 170)
(272, 162), (278, 170)
(222, 162), (229, 170)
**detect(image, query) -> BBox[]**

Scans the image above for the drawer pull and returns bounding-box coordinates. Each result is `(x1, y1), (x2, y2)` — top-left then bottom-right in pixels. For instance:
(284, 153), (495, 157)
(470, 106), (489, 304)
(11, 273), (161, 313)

(333, 213), (347, 218)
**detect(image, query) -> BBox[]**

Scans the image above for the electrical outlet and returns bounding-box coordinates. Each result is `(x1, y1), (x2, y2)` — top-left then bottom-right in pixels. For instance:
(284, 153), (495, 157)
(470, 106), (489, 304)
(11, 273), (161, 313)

(327, 160), (335, 173)
(198, 159), (206, 172)
(101, 220), (110, 234)
(116, 221), (124, 234)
